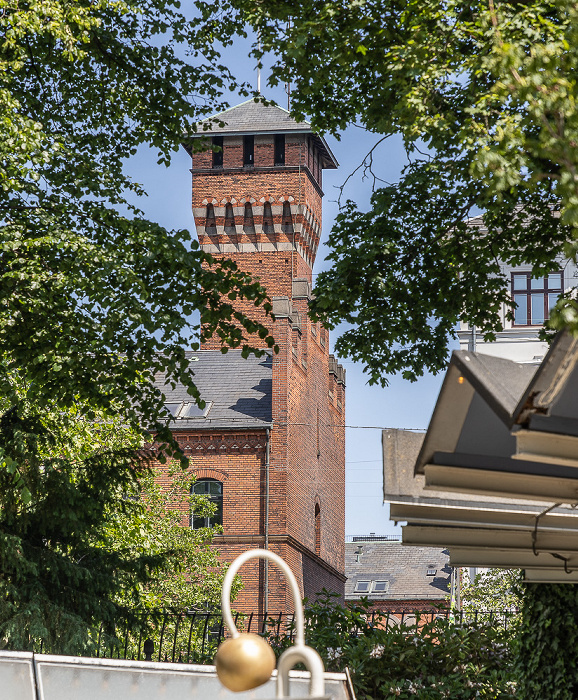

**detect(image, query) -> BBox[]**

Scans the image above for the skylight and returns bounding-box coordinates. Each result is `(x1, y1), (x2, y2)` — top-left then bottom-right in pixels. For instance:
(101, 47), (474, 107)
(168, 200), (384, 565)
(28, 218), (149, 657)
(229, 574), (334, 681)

(181, 401), (212, 418)
(163, 403), (181, 417)
(162, 401), (212, 420)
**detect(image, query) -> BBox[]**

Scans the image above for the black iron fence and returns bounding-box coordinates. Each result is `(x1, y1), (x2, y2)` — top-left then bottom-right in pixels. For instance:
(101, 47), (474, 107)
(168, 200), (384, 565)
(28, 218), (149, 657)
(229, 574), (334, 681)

(107, 610), (297, 664)
(372, 608), (517, 630)
(30, 607), (518, 664)
(34, 610), (297, 664)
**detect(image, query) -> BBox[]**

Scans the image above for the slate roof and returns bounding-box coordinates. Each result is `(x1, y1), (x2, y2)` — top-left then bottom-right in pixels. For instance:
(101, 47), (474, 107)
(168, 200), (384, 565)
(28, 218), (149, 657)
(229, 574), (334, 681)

(198, 99), (312, 135)
(155, 350), (272, 431)
(345, 540), (451, 601)
(189, 98), (338, 169)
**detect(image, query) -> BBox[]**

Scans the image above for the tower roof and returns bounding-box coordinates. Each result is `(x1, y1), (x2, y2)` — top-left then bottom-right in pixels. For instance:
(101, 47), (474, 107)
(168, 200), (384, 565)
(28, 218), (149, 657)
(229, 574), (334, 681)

(191, 98), (338, 169)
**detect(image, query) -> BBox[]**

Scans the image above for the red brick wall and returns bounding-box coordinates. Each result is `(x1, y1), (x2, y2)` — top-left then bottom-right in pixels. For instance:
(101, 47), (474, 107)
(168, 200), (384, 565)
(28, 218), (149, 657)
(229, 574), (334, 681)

(158, 126), (346, 614)
(347, 599), (451, 631)
(200, 251), (294, 352)
(154, 431), (266, 535)
(286, 302), (345, 575)
(191, 132), (323, 292)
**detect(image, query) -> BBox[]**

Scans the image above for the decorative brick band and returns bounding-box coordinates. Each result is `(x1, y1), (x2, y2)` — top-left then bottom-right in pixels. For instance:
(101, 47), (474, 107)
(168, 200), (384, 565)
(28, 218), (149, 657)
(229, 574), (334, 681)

(173, 431), (267, 454)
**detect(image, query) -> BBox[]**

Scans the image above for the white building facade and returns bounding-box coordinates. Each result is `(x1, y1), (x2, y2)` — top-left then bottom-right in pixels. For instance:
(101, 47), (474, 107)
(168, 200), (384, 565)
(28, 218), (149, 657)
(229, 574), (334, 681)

(458, 255), (578, 364)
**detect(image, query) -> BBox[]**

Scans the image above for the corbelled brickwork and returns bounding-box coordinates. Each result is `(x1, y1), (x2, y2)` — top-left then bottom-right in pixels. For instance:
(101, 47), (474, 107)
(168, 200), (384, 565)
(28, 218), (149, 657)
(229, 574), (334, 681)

(162, 100), (346, 613)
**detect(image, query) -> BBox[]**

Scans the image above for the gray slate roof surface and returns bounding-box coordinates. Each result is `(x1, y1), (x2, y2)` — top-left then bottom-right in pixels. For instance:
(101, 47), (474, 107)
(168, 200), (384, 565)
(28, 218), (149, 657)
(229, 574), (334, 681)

(345, 540), (451, 600)
(155, 350), (272, 430)
(196, 99), (312, 135)
(189, 99), (339, 169)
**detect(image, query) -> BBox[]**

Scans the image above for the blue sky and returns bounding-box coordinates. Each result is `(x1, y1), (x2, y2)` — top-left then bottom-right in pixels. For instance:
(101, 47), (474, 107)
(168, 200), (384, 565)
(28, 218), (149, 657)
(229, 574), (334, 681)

(124, 38), (456, 537)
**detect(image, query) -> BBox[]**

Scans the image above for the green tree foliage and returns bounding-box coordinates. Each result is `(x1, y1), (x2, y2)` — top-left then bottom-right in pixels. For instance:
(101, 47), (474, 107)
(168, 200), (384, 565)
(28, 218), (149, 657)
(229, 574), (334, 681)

(112, 466), (234, 612)
(0, 384), (233, 653)
(1, 0), (276, 442)
(515, 584), (578, 700)
(0, 394), (155, 653)
(101, 467), (239, 662)
(267, 593), (516, 699)
(225, 0), (578, 382)
(1, 0), (274, 646)
(461, 569), (523, 621)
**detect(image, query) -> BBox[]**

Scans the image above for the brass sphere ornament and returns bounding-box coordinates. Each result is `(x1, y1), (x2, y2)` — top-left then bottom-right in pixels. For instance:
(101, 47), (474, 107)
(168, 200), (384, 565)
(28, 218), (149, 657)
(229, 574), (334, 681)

(215, 549), (326, 698)
(215, 632), (276, 692)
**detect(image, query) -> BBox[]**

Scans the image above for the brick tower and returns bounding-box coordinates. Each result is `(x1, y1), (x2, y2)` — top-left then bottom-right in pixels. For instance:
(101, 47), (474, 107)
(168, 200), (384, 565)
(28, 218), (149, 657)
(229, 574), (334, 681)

(162, 99), (346, 614)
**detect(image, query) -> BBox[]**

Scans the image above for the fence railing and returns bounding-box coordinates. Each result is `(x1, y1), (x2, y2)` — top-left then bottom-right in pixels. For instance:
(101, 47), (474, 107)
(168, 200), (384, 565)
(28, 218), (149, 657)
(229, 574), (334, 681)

(32, 608), (518, 663)
(35, 611), (296, 664)
(345, 535), (401, 542)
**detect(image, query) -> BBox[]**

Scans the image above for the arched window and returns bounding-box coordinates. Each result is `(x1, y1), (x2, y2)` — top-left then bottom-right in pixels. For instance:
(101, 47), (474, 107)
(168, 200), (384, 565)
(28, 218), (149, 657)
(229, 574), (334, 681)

(243, 203), (255, 234)
(205, 204), (216, 235)
(191, 479), (223, 529)
(263, 201), (274, 235)
(315, 503), (321, 556)
(281, 201), (293, 234)
(224, 203), (235, 234)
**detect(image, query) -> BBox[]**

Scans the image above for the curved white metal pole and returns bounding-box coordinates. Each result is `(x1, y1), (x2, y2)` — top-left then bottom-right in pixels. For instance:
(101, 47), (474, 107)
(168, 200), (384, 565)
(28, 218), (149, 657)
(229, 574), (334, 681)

(221, 549), (304, 646)
(277, 646), (325, 698)
(220, 548), (325, 698)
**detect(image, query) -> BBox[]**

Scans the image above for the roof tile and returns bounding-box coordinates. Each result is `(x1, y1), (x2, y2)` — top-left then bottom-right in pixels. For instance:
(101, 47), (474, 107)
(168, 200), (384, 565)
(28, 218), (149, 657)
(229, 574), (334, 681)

(345, 541), (451, 601)
(155, 350), (272, 431)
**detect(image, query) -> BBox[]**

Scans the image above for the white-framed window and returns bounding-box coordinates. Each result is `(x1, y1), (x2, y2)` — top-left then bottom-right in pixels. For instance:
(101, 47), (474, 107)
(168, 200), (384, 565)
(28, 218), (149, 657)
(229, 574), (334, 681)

(162, 401), (212, 420)
(373, 581), (389, 593)
(354, 580), (390, 594)
(354, 580), (371, 593)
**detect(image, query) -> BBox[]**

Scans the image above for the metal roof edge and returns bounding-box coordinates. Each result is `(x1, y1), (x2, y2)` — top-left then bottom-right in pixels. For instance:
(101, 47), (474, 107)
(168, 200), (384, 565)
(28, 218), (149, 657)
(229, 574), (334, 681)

(451, 351), (520, 427)
(513, 330), (578, 424)
(415, 357), (468, 474)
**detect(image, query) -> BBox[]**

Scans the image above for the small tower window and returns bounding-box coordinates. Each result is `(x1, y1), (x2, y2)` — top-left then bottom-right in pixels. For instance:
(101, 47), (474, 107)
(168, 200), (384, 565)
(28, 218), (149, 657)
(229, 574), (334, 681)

(243, 203), (255, 234)
(212, 136), (223, 168)
(205, 203), (216, 235)
(224, 203), (235, 234)
(315, 502), (321, 556)
(282, 201), (293, 234)
(191, 479), (223, 529)
(274, 134), (285, 165)
(243, 135), (254, 166)
(263, 201), (274, 235)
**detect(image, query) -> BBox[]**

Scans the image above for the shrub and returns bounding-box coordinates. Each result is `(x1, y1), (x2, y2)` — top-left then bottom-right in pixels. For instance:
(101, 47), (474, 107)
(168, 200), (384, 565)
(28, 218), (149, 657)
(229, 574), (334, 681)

(267, 592), (517, 700)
